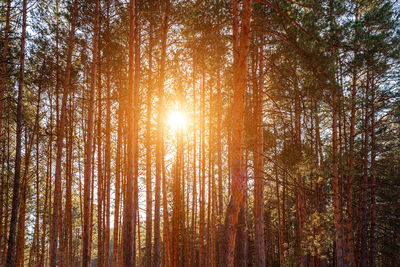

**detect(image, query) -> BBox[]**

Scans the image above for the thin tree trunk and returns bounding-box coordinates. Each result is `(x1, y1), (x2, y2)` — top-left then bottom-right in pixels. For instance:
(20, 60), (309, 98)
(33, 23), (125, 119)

(82, 0), (99, 265)
(333, 86), (344, 267)
(64, 93), (74, 265)
(112, 78), (123, 267)
(16, 130), (35, 267)
(39, 91), (54, 267)
(133, 1), (141, 264)
(253, 34), (266, 267)
(216, 52), (223, 267)
(51, 1), (78, 265)
(97, 40), (104, 267)
(145, 12), (154, 267)
(2, 120), (11, 265)
(104, 3), (112, 265)
(162, 140), (172, 267)
(369, 77), (376, 267)
(360, 71), (370, 267)
(6, 0), (27, 264)
(190, 61), (197, 267)
(199, 64), (206, 267)
(346, 69), (357, 267)
(123, 0), (138, 264)
(154, 1), (169, 266)
(173, 130), (182, 267)
(31, 62), (45, 266)
(0, 0), (11, 135)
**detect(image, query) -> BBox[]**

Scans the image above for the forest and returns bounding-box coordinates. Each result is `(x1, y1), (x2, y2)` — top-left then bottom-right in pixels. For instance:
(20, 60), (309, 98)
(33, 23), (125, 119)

(0, 0), (399, 266)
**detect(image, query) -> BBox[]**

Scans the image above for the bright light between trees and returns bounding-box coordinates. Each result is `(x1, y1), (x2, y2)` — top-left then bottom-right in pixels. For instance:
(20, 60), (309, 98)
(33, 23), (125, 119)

(168, 110), (187, 130)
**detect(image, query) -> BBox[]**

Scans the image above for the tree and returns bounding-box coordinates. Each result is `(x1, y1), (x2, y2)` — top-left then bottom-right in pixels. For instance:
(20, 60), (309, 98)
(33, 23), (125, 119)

(6, 0), (27, 265)
(223, 0), (252, 266)
(82, 0), (100, 265)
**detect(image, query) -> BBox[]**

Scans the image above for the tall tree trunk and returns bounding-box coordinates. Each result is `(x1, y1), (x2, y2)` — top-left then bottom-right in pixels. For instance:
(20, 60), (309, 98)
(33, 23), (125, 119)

(0, 136), (6, 264)
(154, 1), (169, 266)
(223, 0), (251, 266)
(123, 0), (138, 264)
(369, 77), (376, 267)
(206, 88), (213, 267)
(333, 85), (344, 267)
(31, 62), (45, 267)
(82, 0), (99, 265)
(15, 170), (27, 267)
(190, 61), (197, 267)
(216, 54), (224, 267)
(112, 78), (123, 267)
(39, 91), (54, 267)
(253, 34), (265, 267)
(64, 93), (74, 265)
(104, 3), (112, 265)
(50, 1), (78, 265)
(16, 131), (35, 266)
(234, 186), (247, 267)
(346, 69), (357, 267)
(2, 120), (11, 265)
(294, 90), (306, 266)
(172, 130), (182, 267)
(133, 1), (141, 264)
(18, 63), (43, 267)
(360, 71), (370, 267)
(97, 39), (104, 267)
(0, 0), (11, 135)
(89, 123), (97, 265)
(6, 0), (27, 264)
(145, 13), (154, 267)
(274, 122), (284, 266)
(199, 63), (206, 267)
(162, 140), (172, 266)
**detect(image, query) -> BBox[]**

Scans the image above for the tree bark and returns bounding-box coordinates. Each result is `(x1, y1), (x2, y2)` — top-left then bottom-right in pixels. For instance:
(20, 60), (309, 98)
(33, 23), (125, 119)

(145, 12), (154, 267)
(123, 0), (138, 265)
(97, 38), (104, 267)
(6, 0), (27, 264)
(104, 3), (112, 265)
(50, 1), (78, 265)
(82, 0), (99, 265)
(223, 0), (251, 266)
(154, 1), (169, 266)
(253, 34), (266, 267)
(0, 0), (11, 135)
(369, 77), (376, 267)
(333, 85), (344, 267)
(112, 78), (123, 267)
(345, 69), (357, 267)
(360, 71), (370, 267)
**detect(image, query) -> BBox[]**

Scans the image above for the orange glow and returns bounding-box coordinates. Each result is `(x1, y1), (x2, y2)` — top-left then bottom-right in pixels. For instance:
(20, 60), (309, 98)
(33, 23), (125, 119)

(167, 109), (187, 130)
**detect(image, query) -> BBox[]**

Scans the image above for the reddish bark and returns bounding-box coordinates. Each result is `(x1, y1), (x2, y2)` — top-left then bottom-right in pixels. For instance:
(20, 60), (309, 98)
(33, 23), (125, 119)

(222, 0), (251, 266)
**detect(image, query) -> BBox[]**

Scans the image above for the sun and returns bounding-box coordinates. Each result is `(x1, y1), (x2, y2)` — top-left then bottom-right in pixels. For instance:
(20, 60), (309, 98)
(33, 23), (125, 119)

(168, 110), (187, 130)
